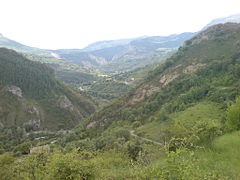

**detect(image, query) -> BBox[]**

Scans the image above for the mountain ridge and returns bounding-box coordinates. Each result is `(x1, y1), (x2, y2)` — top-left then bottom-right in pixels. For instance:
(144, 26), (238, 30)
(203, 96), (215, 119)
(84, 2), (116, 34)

(202, 13), (240, 30)
(55, 32), (195, 73)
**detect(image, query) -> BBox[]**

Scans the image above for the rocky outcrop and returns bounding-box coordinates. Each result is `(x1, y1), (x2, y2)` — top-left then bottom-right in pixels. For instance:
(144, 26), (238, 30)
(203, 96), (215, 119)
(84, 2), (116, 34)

(129, 63), (205, 104)
(57, 96), (74, 112)
(30, 145), (50, 154)
(57, 95), (83, 119)
(88, 54), (107, 65)
(86, 121), (97, 129)
(3, 85), (22, 97)
(27, 106), (40, 116)
(24, 119), (41, 129)
(130, 85), (160, 104)
(159, 72), (179, 86)
(183, 63), (205, 73)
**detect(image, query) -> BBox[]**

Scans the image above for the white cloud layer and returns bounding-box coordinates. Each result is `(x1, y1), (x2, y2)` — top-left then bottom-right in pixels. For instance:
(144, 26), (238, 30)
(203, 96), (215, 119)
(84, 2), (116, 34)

(0, 0), (240, 49)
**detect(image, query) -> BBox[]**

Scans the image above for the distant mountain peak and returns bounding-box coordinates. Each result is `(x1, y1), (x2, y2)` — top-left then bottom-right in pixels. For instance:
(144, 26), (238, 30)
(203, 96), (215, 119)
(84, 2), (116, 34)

(0, 33), (3, 37)
(187, 23), (240, 46)
(203, 13), (240, 30)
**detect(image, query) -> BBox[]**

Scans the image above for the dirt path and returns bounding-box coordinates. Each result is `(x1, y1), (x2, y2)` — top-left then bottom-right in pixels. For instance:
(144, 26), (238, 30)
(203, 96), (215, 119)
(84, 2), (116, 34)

(130, 130), (163, 146)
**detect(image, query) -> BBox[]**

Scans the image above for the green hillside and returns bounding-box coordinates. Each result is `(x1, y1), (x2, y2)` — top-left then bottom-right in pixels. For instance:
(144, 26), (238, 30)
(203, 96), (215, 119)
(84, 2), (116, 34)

(3, 23), (240, 179)
(0, 48), (96, 131)
(52, 23), (240, 178)
(0, 35), (102, 90)
(86, 23), (240, 131)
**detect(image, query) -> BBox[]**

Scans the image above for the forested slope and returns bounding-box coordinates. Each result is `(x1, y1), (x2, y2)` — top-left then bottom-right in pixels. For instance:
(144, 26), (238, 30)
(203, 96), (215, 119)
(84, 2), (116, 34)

(85, 23), (240, 140)
(2, 23), (240, 180)
(0, 48), (96, 130)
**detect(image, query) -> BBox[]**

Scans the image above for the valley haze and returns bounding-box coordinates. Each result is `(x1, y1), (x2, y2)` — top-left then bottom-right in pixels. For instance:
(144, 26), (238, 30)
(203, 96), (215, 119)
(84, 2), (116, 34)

(0, 0), (240, 49)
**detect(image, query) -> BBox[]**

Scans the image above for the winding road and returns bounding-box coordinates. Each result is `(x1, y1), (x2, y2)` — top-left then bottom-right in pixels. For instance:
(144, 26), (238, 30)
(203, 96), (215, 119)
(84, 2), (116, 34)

(130, 130), (163, 146)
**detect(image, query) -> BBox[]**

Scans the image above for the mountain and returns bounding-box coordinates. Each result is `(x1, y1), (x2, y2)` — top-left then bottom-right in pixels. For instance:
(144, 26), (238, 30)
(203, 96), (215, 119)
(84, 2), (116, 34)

(38, 22), (240, 179)
(0, 34), (100, 81)
(203, 13), (240, 30)
(0, 48), (96, 131)
(0, 34), (51, 56)
(3, 22), (240, 180)
(129, 32), (195, 50)
(55, 32), (195, 73)
(84, 23), (240, 141)
(55, 14), (240, 74)
(99, 32), (195, 73)
(0, 33), (193, 74)
(0, 35), (103, 95)
(82, 37), (145, 52)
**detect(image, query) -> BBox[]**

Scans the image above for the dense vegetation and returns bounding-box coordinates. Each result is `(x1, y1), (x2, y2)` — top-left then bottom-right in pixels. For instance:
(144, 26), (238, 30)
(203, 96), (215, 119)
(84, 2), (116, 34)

(0, 48), (60, 97)
(2, 23), (240, 179)
(0, 48), (96, 132)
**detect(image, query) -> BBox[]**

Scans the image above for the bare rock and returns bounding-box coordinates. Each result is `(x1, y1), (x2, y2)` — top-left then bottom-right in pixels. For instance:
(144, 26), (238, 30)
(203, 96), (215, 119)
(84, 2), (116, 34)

(24, 119), (41, 129)
(3, 85), (22, 97)
(86, 121), (97, 129)
(28, 106), (40, 115)
(183, 63), (205, 73)
(130, 85), (160, 104)
(30, 145), (50, 154)
(89, 54), (107, 65)
(57, 95), (74, 111)
(159, 72), (179, 86)
(129, 62), (205, 104)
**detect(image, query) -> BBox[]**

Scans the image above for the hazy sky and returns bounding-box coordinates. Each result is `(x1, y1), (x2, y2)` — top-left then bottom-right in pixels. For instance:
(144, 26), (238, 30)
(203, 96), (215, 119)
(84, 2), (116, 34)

(0, 0), (240, 49)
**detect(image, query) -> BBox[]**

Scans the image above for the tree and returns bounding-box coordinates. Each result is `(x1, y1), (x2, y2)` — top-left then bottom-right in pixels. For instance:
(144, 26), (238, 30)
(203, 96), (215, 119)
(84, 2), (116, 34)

(126, 141), (142, 161)
(13, 142), (31, 155)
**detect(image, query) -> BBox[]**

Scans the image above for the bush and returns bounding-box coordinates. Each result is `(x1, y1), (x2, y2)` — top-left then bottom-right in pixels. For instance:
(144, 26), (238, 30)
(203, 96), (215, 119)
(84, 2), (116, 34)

(13, 142), (31, 155)
(48, 153), (96, 180)
(0, 153), (15, 179)
(226, 97), (240, 132)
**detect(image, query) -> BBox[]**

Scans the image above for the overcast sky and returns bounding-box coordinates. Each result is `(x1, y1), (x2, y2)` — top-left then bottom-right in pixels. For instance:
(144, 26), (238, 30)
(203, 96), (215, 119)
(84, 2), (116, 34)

(0, 0), (240, 49)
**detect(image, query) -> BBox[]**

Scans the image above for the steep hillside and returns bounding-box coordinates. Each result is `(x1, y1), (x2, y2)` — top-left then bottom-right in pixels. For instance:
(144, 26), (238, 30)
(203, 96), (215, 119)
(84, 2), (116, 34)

(0, 34), (106, 88)
(0, 34), (51, 56)
(3, 23), (240, 180)
(0, 48), (96, 130)
(32, 22), (240, 179)
(25, 53), (101, 88)
(84, 23), (240, 140)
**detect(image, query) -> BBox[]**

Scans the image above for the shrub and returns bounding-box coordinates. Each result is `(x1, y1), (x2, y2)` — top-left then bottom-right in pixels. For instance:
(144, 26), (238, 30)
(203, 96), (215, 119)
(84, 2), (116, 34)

(226, 97), (240, 132)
